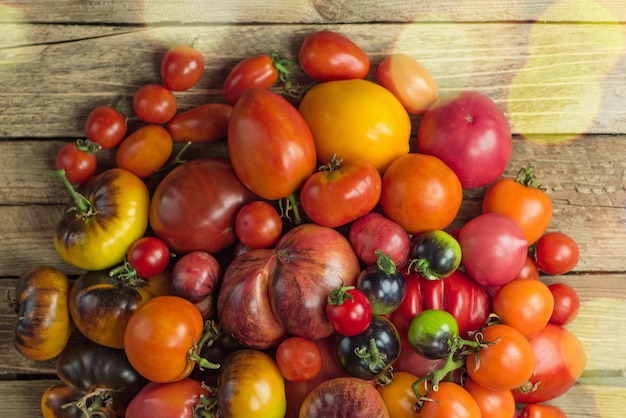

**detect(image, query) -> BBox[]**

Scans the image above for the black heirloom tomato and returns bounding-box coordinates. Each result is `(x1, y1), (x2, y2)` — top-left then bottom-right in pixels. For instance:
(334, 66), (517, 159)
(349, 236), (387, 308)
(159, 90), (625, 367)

(334, 315), (401, 380)
(408, 229), (462, 280)
(53, 167), (150, 271)
(356, 250), (406, 314)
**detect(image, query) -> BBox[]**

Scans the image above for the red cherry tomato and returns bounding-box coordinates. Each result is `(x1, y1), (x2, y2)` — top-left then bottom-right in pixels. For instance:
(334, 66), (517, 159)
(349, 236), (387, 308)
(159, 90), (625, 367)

(84, 105), (128, 149)
(298, 30), (370, 81)
(115, 125), (173, 178)
(275, 336), (323, 382)
(326, 286), (372, 337)
(520, 403), (567, 418)
(160, 44), (205, 91)
(548, 282), (580, 326)
(133, 83), (177, 124)
(235, 200), (283, 249)
(127, 236), (171, 278)
(55, 142), (97, 184)
(534, 231), (580, 275)
(376, 53), (438, 115)
(300, 156), (382, 228)
(515, 256), (540, 280)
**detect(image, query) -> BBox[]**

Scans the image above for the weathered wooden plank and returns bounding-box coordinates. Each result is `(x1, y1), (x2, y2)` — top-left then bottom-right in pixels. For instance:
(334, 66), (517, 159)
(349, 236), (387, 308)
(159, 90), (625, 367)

(1, 22), (625, 137)
(2, 0), (626, 24)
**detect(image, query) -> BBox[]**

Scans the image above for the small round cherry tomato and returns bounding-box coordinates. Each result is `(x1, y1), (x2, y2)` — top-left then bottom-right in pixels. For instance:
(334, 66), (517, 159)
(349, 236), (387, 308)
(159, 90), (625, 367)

(235, 200), (283, 249)
(326, 285), (372, 337)
(85, 104), (127, 149)
(492, 279), (554, 339)
(377, 53), (438, 115)
(55, 142), (97, 184)
(160, 44), (205, 91)
(275, 336), (323, 382)
(534, 231), (580, 275)
(298, 30), (370, 81)
(115, 124), (173, 178)
(548, 282), (580, 326)
(520, 403), (567, 418)
(377, 371), (423, 418)
(127, 236), (171, 278)
(516, 255), (540, 280)
(133, 83), (177, 124)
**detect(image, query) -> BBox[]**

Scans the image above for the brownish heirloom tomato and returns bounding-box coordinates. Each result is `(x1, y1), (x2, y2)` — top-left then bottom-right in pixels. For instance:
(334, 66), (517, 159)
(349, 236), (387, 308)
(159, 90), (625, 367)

(12, 266), (71, 361)
(166, 103), (232, 143)
(228, 88), (317, 200)
(54, 167), (150, 271)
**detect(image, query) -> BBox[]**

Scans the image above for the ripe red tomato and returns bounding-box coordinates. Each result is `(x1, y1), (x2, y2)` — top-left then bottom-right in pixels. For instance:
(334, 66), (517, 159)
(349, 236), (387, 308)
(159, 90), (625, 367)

(466, 324), (535, 392)
(516, 255), (540, 280)
(133, 83), (177, 124)
(548, 282), (580, 326)
(416, 381), (481, 418)
(125, 377), (210, 418)
(534, 231), (580, 275)
(380, 153), (463, 234)
(348, 211), (411, 268)
(326, 286), (372, 337)
(275, 336), (323, 382)
(512, 323), (586, 404)
(463, 378), (516, 418)
(222, 53), (290, 105)
(417, 91), (512, 189)
(85, 105), (128, 149)
(228, 88), (317, 200)
(376, 53), (438, 115)
(300, 157), (382, 228)
(115, 124), (173, 178)
(492, 279), (555, 339)
(520, 403), (567, 418)
(166, 103), (232, 143)
(55, 142), (97, 184)
(160, 44), (205, 91)
(124, 295), (207, 383)
(126, 236), (171, 278)
(482, 166), (553, 245)
(235, 200), (283, 249)
(459, 213), (528, 287)
(298, 30), (370, 81)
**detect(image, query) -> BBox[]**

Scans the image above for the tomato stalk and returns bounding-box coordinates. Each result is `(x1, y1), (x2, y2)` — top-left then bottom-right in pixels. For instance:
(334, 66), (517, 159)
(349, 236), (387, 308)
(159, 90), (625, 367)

(60, 387), (116, 418)
(279, 192), (303, 225)
(75, 138), (102, 154)
(108, 260), (144, 286)
(158, 140), (193, 172)
(270, 51), (298, 96)
(327, 282), (356, 305)
(374, 249), (397, 276)
(48, 169), (97, 217)
(515, 165), (545, 190)
(354, 337), (389, 375)
(190, 319), (221, 371)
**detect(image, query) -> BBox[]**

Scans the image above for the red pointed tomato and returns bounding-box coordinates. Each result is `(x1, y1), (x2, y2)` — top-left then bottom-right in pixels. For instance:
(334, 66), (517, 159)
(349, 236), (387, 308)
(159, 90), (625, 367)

(300, 156), (381, 228)
(377, 53), (438, 115)
(228, 88), (317, 200)
(160, 44), (205, 91)
(298, 30), (370, 81)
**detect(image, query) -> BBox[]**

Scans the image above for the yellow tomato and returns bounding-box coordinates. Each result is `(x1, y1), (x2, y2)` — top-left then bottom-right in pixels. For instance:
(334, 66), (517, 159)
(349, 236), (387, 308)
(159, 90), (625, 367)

(299, 79), (411, 173)
(217, 349), (286, 418)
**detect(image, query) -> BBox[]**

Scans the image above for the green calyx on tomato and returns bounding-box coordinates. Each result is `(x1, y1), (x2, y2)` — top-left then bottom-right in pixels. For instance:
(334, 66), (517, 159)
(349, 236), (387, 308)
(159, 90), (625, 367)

(408, 229), (462, 280)
(515, 164), (545, 189)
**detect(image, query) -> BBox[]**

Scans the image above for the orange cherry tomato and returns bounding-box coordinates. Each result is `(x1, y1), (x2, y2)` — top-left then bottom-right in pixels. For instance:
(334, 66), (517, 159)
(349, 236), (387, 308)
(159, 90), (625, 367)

(463, 378), (516, 418)
(416, 381), (481, 418)
(377, 371), (423, 418)
(116, 125), (173, 178)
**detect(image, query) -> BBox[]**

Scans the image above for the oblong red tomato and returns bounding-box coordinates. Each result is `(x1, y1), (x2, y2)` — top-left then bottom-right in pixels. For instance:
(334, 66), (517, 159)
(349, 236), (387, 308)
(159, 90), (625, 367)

(222, 53), (280, 105)
(298, 30), (370, 82)
(300, 157), (381, 228)
(166, 103), (232, 143)
(228, 88), (317, 200)
(116, 124), (173, 178)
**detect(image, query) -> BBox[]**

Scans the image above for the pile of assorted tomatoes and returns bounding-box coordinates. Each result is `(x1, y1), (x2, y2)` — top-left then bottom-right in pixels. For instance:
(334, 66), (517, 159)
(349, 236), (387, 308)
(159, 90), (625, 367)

(10, 30), (587, 418)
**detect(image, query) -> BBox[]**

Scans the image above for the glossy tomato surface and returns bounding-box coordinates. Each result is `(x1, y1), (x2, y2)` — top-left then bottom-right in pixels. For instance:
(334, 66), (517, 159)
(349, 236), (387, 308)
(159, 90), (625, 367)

(160, 44), (205, 91)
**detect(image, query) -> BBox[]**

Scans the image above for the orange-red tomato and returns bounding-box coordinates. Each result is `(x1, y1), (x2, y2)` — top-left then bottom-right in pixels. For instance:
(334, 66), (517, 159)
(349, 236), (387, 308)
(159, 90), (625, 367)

(482, 168), (553, 245)
(235, 200), (283, 249)
(160, 44), (205, 91)
(463, 378), (516, 418)
(275, 336), (323, 382)
(380, 153), (463, 234)
(520, 403), (567, 418)
(492, 279), (555, 339)
(222, 53), (281, 105)
(377, 53), (438, 115)
(116, 125), (173, 178)
(124, 295), (205, 383)
(133, 83), (177, 124)
(466, 324), (535, 392)
(416, 381), (481, 418)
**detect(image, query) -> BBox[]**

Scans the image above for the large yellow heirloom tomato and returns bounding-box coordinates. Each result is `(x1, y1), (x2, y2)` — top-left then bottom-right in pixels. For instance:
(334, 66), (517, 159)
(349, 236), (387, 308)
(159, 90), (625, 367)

(299, 79), (411, 173)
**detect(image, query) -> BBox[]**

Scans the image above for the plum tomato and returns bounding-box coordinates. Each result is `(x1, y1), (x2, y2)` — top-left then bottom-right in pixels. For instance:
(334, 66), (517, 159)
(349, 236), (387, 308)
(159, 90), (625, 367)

(492, 278), (554, 339)
(459, 213), (528, 287)
(408, 229), (462, 280)
(298, 30), (370, 82)
(85, 104), (127, 149)
(126, 236), (171, 279)
(300, 155), (382, 228)
(275, 336), (323, 382)
(534, 231), (580, 275)
(55, 142), (97, 185)
(235, 200), (283, 249)
(356, 250), (406, 315)
(417, 91), (512, 189)
(548, 282), (580, 326)
(376, 53), (438, 115)
(133, 83), (177, 124)
(466, 324), (535, 392)
(348, 211), (411, 268)
(166, 103), (232, 143)
(380, 153), (463, 234)
(326, 284), (372, 337)
(299, 78), (411, 174)
(407, 309), (459, 360)
(115, 124), (173, 178)
(160, 44), (205, 91)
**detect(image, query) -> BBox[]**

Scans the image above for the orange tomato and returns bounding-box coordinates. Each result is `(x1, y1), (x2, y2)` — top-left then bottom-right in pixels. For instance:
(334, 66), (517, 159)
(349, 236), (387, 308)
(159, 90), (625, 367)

(377, 371), (423, 418)
(116, 124), (173, 178)
(416, 381), (481, 418)
(463, 378), (516, 418)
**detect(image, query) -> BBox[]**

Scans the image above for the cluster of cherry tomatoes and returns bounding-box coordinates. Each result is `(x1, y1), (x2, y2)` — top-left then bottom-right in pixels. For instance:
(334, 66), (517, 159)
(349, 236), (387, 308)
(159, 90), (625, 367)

(12, 29), (587, 418)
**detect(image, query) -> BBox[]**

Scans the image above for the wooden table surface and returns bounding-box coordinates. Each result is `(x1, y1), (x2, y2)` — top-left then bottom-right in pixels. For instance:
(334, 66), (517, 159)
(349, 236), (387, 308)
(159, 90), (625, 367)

(2, 1), (626, 417)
